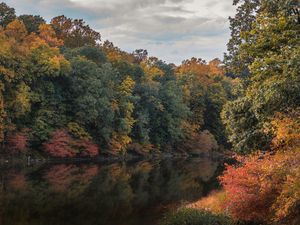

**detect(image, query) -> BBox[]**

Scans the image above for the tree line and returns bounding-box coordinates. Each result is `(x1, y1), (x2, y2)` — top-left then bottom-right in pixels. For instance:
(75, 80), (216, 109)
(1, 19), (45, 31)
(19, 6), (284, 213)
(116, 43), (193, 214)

(0, 2), (233, 157)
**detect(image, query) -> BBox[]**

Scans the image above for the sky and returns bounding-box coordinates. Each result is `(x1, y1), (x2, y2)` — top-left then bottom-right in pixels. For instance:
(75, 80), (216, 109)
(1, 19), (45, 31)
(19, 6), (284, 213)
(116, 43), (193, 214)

(4, 0), (237, 65)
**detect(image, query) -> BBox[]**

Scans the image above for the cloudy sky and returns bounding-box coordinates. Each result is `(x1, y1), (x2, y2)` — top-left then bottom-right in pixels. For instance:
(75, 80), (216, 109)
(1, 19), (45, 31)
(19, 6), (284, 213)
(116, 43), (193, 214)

(5, 0), (236, 64)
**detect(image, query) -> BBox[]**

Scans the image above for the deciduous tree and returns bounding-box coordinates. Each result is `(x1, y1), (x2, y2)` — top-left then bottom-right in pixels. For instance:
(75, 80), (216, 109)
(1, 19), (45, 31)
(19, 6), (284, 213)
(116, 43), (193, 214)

(51, 15), (101, 48)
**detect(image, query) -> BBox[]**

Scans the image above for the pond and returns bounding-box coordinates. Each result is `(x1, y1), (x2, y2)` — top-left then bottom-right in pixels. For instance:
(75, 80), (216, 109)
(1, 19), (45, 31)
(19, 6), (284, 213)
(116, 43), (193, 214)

(0, 157), (224, 225)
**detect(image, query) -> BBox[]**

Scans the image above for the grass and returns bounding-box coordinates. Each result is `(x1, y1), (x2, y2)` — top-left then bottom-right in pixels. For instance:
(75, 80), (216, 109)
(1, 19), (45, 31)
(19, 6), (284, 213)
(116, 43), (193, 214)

(160, 208), (233, 225)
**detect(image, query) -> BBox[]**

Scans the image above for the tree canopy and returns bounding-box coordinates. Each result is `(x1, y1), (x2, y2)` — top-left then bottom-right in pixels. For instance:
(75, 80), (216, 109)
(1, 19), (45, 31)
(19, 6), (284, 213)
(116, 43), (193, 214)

(0, 2), (232, 157)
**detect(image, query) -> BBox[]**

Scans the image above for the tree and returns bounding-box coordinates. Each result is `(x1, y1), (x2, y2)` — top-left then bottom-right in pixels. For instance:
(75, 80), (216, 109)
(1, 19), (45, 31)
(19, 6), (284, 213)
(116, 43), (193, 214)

(28, 41), (70, 78)
(140, 57), (164, 81)
(38, 24), (63, 47)
(67, 56), (116, 148)
(204, 79), (232, 145)
(31, 109), (56, 143)
(67, 122), (91, 140)
(131, 58), (192, 150)
(4, 19), (27, 42)
(224, 0), (260, 77)
(0, 2), (16, 27)
(0, 82), (5, 142)
(222, 0), (300, 153)
(64, 45), (107, 66)
(150, 80), (190, 147)
(18, 14), (45, 33)
(9, 82), (31, 118)
(133, 49), (148, 63)
(241, 10), (300, 117)
(270, 109), (300, 151)
(176, 58), (231, 146)
(51, 15), (101, 48)
(221, 97), (268, 153)
(101, 40), (135, 63)
(109, 76), (136, 154)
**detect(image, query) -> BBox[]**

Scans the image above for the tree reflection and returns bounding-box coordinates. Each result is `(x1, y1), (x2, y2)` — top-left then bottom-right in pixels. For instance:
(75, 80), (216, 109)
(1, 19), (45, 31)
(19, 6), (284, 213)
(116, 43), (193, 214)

(8, 173), (28, 191)
(0, 158), (222, 225)
(44, 164), (98, 192)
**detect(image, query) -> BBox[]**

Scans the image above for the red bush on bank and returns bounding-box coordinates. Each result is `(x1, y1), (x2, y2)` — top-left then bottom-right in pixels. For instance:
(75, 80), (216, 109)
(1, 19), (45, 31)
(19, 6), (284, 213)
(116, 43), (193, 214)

(218, 110), (300, 224)
(219, 151), (300, 224)
(43, 130), (76, 157)
(6, 133), (28, 154)
(219, 154), (277, 222)
(44, 129), (99, 158)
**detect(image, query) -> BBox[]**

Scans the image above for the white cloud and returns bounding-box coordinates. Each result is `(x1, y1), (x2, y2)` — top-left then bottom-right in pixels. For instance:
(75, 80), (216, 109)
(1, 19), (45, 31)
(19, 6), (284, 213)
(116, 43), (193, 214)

(4, 0), (236, 64)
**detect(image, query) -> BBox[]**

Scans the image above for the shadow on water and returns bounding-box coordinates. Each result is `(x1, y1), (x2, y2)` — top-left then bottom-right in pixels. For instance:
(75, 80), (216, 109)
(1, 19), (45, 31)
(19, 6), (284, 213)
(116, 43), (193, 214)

(0, 157), (225, 225)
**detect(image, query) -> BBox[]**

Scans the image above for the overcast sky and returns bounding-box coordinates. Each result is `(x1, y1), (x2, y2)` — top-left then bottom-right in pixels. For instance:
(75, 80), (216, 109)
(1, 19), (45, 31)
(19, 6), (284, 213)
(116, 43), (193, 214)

(4, 0), (236, 64)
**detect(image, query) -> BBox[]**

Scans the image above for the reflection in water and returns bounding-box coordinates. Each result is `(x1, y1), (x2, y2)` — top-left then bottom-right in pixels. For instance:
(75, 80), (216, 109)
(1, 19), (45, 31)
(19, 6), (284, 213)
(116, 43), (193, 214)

(44, 164), (98, 192)
(0, 158), (222, 225)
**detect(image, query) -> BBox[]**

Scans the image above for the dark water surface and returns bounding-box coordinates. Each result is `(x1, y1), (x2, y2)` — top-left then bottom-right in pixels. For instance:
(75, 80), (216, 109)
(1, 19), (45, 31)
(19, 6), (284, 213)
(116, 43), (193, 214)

(0, 157), (223, 225)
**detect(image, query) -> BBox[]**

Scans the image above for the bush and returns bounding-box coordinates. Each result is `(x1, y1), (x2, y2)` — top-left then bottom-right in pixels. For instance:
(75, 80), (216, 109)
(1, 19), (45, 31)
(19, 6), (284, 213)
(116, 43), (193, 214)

(6, 132), (28, 154)
(219, 110), (300, 224)
(160, 208), (233, 225)
(43, 129), (76, 157)
(43, 129), (99, 157)
(219, 150), (300, 224)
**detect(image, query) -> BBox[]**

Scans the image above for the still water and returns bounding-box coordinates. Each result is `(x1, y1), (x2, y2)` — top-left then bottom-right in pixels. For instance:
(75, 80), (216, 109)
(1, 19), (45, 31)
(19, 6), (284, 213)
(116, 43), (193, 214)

(0, 157), (223, 225)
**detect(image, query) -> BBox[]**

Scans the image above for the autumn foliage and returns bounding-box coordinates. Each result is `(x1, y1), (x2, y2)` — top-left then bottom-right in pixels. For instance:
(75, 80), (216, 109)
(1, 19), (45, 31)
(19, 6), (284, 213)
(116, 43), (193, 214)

(219, 150), (300, 224)
(6, 133), (28, 154)
(43, 129), (99, 157)
(270, 110), (300, 151)
(218, 110), (300, 224)
(43, 130), (76, 157)
(188, 110), (300, 225)
(178, 130), (218, 154)
(0, 2), (232, 157)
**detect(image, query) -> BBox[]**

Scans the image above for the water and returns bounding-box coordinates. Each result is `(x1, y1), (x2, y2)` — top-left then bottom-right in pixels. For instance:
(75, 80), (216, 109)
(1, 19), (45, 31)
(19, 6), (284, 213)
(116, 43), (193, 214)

(0, 157), (223, 225)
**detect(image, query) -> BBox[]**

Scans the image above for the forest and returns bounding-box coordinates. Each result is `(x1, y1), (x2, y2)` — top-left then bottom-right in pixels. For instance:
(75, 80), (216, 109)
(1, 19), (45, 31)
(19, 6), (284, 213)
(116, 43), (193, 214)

(0, 2), (231, 157)
(0, 0), (300, 224)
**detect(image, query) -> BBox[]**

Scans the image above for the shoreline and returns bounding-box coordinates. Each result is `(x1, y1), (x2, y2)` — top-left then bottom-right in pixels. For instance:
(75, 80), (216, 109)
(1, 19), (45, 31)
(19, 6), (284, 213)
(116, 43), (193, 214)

(0, 151), (227, 165)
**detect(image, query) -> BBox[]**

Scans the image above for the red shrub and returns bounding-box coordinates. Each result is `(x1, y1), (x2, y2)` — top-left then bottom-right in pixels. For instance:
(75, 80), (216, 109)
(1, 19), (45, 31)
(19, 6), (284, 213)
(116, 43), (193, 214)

(6, 133), (28, 154)
(219, 151), (300, 223)
(44, 129), (99, 158)
(43, 129), (76, 157)
(219, 156), (275, 222)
